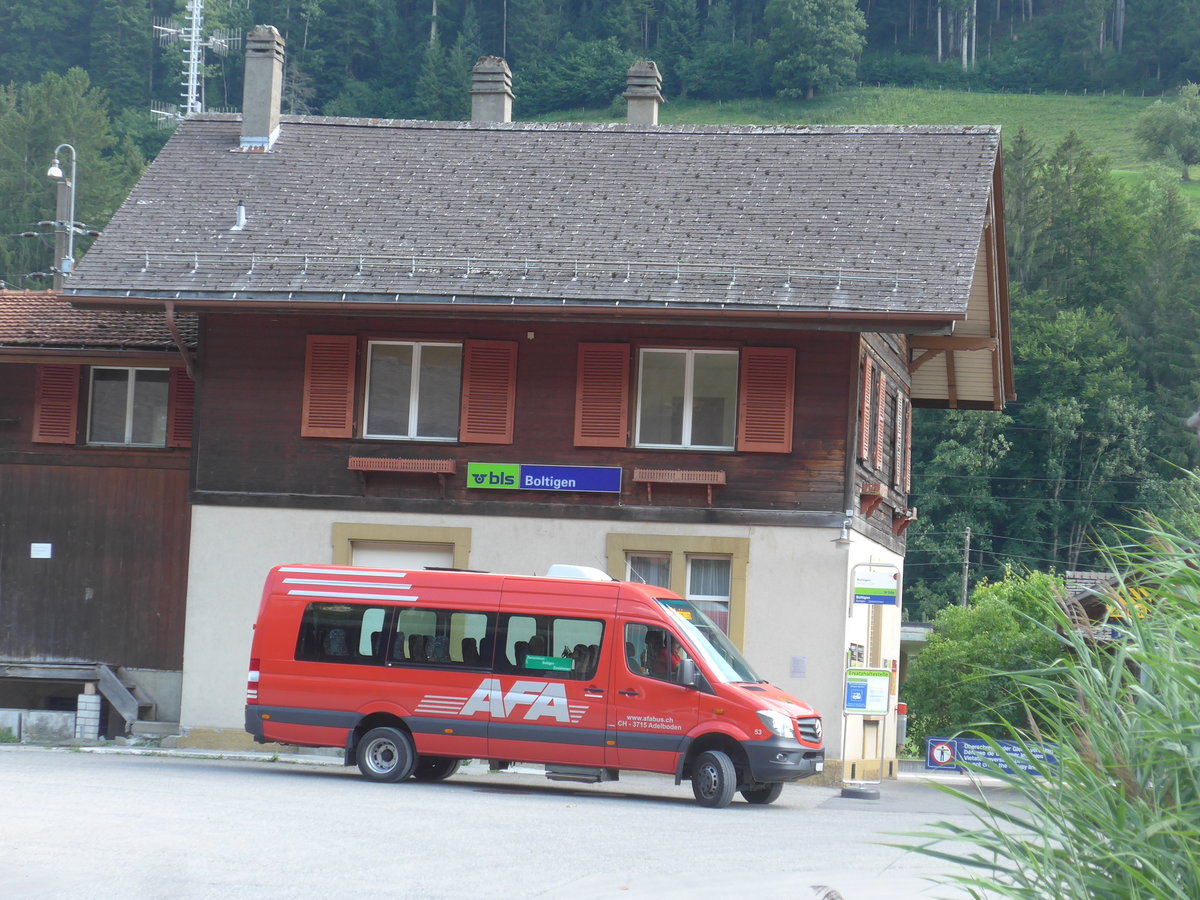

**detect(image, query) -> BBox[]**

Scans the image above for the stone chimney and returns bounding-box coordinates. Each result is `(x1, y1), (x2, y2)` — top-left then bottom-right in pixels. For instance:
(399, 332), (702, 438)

(624, 61), (664, 125)
(470, 56), (514, 124)
(240, 25), (285, 151)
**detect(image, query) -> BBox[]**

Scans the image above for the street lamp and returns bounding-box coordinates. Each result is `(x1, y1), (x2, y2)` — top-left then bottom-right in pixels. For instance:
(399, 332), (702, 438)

(46, 143), (76, 289)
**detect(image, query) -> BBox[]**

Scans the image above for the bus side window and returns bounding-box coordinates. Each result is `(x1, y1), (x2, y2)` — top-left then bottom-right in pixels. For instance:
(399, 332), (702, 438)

(550, 617), (603, 681)
(294, 602), (388, 666)
(503, 615), (537, 672)
(627, 623), (689, 684)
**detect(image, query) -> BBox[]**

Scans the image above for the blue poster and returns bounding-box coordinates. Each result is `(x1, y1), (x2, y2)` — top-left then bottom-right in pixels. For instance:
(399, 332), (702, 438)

(845, 682), (867, 709)
(924, 737), (1057, 776)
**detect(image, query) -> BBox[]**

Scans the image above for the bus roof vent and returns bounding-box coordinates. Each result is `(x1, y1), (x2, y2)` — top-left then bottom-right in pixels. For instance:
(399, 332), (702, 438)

(545, 564), (614, 582)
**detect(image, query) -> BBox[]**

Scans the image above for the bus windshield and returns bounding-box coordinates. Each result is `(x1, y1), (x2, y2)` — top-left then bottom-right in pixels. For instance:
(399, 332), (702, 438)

(654, 597), (761, 683)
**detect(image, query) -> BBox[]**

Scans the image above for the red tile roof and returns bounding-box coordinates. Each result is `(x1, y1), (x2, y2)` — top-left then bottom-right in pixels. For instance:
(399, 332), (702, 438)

(0, 290), (196, 351)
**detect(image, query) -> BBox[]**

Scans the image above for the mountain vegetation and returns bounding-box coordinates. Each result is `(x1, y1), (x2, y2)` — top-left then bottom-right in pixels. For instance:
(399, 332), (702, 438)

(2, 1), (1199, 617)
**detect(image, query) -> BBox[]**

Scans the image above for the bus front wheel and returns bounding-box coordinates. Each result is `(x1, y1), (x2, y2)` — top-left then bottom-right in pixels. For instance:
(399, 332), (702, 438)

(691, 750), (736, 808)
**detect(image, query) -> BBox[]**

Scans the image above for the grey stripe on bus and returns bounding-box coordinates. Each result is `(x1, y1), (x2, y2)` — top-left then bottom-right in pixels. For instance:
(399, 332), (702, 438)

(256, 706), (688, 752)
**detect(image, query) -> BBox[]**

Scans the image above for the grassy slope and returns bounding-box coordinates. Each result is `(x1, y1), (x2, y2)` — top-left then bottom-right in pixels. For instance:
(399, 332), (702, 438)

(542, 87), (1199, 217)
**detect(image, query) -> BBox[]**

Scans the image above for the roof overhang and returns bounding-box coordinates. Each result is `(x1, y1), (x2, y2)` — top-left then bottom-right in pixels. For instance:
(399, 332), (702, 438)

(64, 291), (964, 336)
(907, 152), (1014, 411)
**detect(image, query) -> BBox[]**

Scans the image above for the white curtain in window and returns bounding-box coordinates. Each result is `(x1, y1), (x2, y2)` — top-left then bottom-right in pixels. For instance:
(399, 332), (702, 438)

(688, 557), (732, 633)
(627, 553), (671, 588)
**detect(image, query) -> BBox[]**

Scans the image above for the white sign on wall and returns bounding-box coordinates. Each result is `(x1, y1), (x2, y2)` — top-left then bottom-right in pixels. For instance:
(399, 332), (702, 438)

(852, 565), (900, 605)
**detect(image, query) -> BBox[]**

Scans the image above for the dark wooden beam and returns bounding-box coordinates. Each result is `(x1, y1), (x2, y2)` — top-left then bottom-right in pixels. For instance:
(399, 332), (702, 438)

(908, 348), (943, 373)
(908, 336), (998, 352)
(946, 351), (959, 409)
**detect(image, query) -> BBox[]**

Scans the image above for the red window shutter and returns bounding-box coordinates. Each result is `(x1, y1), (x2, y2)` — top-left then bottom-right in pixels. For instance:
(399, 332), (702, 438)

(736, 347), (795, 453)
(32, 364), (80, 444)
(167, 369), (196, 448)
(460, 340), (517, 444)
(574, 343), (630, 448)
(892, 393), (905, 489)
(859, 356), (873, 462)
(873, 371), (888, 471)
(903, 400), (913, 494)
(301, 335), (357, 438)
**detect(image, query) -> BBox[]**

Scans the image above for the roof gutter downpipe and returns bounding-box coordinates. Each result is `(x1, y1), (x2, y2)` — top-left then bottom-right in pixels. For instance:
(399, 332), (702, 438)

(164, 301), (197, 380)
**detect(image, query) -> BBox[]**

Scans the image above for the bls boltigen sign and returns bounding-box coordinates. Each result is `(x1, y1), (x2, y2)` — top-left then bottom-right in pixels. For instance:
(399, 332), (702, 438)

(467, 463), (621, 493)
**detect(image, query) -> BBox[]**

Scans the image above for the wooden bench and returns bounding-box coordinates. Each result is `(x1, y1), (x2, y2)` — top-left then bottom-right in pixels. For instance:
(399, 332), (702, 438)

(632, 468), (726, 505)
(348, 457), (456, 496)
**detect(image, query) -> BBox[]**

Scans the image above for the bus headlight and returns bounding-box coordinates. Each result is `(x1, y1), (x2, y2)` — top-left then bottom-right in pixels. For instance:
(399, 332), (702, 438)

(756, 710), (794, 739)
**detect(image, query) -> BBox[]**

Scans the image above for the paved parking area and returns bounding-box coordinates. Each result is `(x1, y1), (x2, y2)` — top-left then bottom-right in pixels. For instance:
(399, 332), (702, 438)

(0, 745), (1009, 899)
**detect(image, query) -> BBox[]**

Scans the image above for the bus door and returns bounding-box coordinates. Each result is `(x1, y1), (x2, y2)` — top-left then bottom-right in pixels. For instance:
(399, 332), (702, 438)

(487, 582), (618, 767)
(607, 618), (701, 775)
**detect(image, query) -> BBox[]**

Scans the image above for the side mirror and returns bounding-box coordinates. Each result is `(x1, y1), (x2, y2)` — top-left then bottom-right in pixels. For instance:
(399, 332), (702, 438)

(677, 658), (699, 689)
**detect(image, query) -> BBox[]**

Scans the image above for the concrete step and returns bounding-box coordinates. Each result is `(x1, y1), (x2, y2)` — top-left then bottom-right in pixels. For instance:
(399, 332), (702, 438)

(130, 721), (181, 738)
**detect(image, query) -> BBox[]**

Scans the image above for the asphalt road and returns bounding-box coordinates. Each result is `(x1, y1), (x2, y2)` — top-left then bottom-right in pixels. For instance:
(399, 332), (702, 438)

(0, 746), (1009, 900)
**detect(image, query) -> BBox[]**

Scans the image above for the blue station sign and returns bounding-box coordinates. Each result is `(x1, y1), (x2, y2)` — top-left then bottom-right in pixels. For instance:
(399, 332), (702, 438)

(468, 463), (622, 493)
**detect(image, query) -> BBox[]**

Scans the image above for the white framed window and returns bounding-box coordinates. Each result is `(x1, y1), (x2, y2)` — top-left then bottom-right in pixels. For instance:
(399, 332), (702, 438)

(87, 367), (170, 446)
(626, 552), (671, 588)
(364, 341), (462, 440)
(608, 535), (748, 643)
(635, 348), (737, 450)
(686, 555), (733, 634)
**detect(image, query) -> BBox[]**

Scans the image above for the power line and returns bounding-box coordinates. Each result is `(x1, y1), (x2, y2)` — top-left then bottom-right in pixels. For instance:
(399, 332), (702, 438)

(915, 531), (1093, 548)
(912, 473), (1152, 485)
(916, 494), (1152, 508)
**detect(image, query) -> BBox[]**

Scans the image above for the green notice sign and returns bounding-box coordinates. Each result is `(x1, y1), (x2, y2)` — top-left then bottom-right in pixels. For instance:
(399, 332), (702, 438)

(525, 655), (574, 672)
(466, 463), (520, 490)
(843, 667), (891, 716)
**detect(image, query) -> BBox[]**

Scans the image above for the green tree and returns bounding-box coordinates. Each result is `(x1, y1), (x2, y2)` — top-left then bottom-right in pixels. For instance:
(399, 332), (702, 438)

(1005, 303), (1154, 572)
(1135, 82), (1200, 182)
(518, 37), (636, 115)
(0, 0), (91, 86)
(0, 68), (143, 289)
(905, 409), (1012, 618)
(1120, 168), (1200, 467)
(1001, 128), (1051, 290)
(657, 0), (701, 96)
(89, 0), (152, 111)
(901, 569), (1064, 747)
(762, 0), (866, 99)
(414, 38), (461, 119)
(505, 0), (566, 68)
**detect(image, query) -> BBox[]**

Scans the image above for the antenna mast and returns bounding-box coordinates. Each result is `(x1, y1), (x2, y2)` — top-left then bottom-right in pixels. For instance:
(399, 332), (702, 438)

(183, 0), (205, 115)
(152, 0), (240, 122)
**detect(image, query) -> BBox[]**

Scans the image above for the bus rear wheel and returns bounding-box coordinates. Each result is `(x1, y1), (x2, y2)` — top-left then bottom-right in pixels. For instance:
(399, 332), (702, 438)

(356, 727), (416, 783)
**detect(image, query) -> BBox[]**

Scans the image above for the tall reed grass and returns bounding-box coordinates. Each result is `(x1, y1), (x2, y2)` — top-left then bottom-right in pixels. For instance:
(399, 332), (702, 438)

(909, 523), (1200, 899)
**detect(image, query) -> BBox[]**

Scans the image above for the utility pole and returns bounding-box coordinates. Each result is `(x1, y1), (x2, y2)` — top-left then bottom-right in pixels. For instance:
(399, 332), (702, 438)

(960, 526), (971, 606)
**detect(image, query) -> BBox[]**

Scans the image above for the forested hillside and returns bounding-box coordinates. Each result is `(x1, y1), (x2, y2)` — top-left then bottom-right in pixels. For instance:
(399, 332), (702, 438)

(2, 0), (1198, 617)
(1, 2), (1196, 123)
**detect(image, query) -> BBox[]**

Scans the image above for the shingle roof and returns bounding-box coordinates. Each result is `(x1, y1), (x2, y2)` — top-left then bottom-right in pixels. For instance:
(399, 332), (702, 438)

(69, 116), (1001, 320)
(0, 290), (196, 350)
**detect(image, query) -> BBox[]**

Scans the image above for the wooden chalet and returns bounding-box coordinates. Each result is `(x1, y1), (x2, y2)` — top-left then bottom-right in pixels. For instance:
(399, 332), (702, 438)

(55, 30), (1012, 771)
(0, 290), (195, 739)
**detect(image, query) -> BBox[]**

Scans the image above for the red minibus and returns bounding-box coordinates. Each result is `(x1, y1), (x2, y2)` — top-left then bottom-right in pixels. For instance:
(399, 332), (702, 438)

(245, 563), (824, 807)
